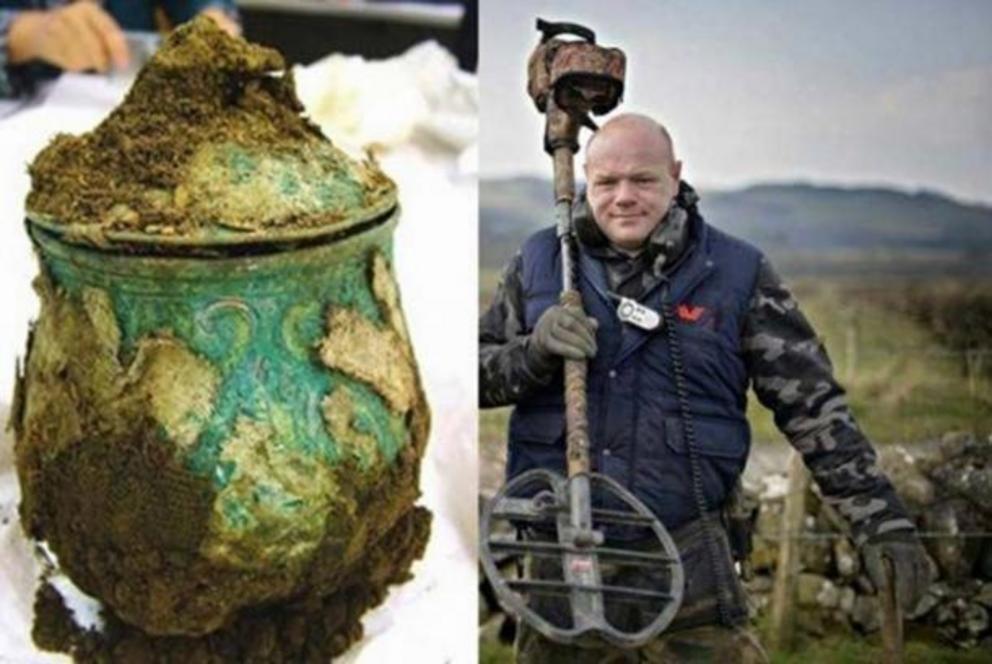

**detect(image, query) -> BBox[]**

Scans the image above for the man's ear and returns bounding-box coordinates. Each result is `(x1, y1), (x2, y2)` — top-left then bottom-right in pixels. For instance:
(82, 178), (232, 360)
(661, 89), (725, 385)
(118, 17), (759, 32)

(671, 160), (683, 181)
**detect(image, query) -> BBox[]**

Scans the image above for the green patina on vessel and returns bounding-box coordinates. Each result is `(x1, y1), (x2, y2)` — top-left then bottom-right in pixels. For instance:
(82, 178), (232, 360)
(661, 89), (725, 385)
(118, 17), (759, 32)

(11, 17), (431, 648)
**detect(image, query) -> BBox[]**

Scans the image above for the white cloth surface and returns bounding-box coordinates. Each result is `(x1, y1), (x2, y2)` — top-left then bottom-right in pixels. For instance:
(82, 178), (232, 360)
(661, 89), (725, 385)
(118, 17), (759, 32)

(294, 40), (478, 156)
(0, 39), (477, 663)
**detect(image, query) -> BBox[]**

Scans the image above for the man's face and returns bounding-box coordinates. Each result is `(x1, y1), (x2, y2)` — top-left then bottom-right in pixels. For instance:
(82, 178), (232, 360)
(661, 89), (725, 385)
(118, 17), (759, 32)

(584, 124), (682, 251)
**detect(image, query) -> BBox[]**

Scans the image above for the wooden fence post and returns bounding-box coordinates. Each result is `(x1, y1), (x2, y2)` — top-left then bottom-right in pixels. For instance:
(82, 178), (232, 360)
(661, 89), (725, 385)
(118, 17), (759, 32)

(965, 349), (985, 400)
(769, 450), (809, 652)
(845, 320), (857, 383)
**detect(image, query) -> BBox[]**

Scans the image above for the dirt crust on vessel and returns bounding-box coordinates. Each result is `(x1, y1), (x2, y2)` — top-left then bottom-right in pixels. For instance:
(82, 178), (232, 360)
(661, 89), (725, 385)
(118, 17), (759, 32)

(26, 16), (393, 238)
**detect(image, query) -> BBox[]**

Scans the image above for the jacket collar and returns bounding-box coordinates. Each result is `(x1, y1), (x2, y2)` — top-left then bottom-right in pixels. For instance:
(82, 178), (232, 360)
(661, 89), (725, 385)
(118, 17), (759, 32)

(575, 180), (700, 269)
(578, 206), (716, 366)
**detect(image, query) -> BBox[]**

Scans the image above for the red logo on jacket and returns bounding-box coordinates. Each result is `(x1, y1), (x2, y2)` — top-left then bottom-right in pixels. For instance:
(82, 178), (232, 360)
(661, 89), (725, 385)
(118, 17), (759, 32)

(676, 303), (706, 322)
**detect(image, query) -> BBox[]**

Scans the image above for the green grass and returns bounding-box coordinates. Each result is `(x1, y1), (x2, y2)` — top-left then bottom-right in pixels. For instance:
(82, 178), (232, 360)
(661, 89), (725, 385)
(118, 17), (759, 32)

(480, 407), (511, 495)
(748, 280), (992, 445)
(479, 638), (514, 664)
(479, 626), (987, 664)
(480, 407), (511, 443)
(478, 629), (985, 664)
(480, 268), (503, 305)
(767, 634), (989, 664)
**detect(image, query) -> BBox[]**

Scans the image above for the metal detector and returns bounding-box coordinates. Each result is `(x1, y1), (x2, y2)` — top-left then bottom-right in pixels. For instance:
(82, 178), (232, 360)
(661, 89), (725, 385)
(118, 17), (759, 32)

(479, 19), (685, 649)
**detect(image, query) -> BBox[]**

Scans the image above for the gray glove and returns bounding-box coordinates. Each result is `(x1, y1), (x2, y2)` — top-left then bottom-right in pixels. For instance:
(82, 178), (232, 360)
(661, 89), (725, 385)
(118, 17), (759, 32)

(526, 304), (598, 369)
(862, 530), (932, 612)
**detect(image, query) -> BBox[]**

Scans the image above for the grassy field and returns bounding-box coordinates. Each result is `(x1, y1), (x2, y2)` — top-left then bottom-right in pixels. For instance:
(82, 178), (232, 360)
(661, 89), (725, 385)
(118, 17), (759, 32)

(479, 633), (992, 664)
(747, 278), (992, 445)
(766, 635), (992, 664)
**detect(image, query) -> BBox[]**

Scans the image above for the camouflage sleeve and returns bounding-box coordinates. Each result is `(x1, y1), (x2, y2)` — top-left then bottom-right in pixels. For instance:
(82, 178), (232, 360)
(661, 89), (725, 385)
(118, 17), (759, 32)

(742, 258), (916, 546)
(479, 252), (556, 408)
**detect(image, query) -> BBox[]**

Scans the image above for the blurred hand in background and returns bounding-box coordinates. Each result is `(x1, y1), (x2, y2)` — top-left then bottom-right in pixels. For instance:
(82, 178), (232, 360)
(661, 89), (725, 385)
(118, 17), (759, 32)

(5, 0), (239, 74)
(7, 2), (128, 73)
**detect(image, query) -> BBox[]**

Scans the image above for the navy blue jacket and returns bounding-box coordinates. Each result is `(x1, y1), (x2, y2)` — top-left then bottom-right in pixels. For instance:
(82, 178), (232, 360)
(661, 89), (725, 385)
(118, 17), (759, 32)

(508, 215), (763, 530)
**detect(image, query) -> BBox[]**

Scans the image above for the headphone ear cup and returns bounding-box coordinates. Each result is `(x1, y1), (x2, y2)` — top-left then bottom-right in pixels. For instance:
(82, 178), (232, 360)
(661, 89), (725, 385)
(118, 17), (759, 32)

(573, 193), (608, 247)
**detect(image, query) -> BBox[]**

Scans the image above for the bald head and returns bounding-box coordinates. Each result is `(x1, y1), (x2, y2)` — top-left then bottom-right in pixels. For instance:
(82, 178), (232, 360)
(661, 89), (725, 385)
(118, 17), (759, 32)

(585, 113), (678, 169)
(582, 113), (683, 251)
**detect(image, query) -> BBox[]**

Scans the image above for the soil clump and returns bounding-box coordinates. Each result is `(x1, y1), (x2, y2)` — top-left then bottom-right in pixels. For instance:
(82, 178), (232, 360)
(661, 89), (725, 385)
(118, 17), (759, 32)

(26, 16), (393, 236)
(34, 507), (430, 663)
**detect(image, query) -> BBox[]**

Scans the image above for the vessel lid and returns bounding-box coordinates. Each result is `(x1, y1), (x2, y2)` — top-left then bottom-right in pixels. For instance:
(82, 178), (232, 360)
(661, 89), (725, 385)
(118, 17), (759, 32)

(26, 16), (396, 249)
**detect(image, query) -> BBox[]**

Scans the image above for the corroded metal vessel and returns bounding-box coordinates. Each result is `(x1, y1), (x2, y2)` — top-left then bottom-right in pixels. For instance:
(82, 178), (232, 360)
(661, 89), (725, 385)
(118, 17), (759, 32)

(12, 189), (431, 636)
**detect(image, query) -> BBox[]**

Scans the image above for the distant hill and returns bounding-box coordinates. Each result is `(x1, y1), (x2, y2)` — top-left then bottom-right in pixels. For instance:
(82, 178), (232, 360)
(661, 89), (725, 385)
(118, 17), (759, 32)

(480, 177), (992, 276)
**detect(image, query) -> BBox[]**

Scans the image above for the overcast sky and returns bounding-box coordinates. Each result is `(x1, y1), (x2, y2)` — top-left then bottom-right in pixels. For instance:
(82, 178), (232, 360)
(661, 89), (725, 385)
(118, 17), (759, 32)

(479, 1), (992, 205)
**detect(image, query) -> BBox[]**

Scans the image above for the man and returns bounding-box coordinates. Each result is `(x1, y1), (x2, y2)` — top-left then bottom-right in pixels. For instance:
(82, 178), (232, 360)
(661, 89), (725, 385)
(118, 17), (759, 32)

(479, 114), (931, 661)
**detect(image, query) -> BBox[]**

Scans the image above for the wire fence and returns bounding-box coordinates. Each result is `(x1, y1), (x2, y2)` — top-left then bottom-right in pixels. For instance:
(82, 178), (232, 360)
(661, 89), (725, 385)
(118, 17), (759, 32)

(846, 347), (992, 358)
(831, 336), (992, 397)
(756, 531), (992, 541)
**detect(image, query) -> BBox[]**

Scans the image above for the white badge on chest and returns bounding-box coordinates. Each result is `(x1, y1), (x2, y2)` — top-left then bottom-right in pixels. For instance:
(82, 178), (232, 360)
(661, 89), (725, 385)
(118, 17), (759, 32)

(616, 297), (661, 331)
